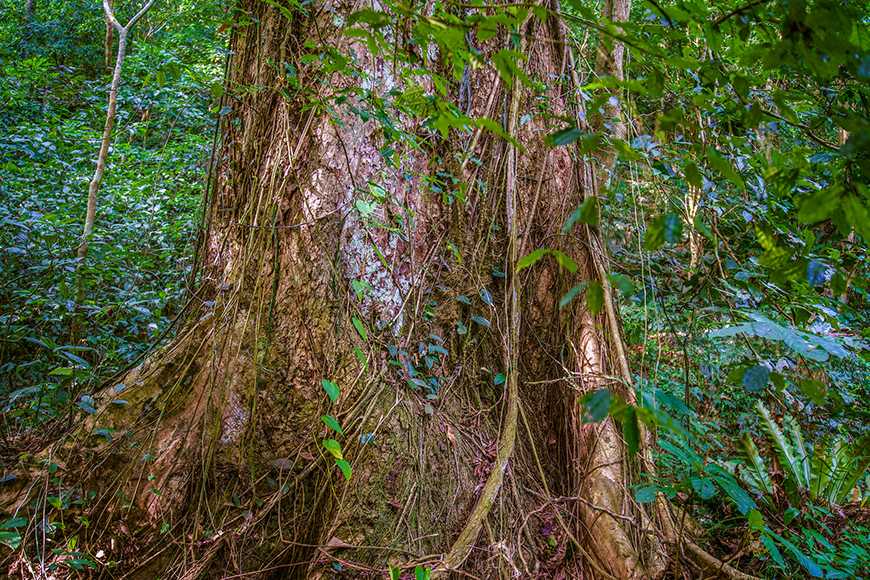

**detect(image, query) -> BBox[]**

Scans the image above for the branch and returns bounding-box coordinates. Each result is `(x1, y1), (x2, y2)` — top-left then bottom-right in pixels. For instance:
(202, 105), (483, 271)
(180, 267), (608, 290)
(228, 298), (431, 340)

(103, 0), (158, 33)
(713, 0), (771, 26)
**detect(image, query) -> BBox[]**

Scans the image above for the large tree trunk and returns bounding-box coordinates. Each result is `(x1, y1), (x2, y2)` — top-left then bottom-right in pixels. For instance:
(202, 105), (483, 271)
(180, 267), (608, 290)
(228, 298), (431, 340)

(1, 2), (709, 579)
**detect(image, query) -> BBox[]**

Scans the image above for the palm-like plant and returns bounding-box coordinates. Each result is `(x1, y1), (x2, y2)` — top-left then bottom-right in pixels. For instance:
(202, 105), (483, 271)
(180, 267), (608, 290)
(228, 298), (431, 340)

(731, 401), (870, 506)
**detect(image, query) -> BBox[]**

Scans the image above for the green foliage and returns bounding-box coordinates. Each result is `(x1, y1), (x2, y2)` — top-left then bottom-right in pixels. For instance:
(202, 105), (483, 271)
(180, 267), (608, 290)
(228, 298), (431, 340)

(728, 402), (870, 506)
(0, 0), (221, 434)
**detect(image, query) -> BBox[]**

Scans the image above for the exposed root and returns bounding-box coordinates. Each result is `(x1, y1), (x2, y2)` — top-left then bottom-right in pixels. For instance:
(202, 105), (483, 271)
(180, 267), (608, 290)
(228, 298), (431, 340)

(682, 540), (761, 580)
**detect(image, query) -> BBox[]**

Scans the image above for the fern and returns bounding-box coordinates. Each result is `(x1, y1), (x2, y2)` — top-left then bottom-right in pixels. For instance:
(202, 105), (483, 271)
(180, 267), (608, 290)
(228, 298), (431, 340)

(737, 432), (774, 497)
(757, 402), (806, 489)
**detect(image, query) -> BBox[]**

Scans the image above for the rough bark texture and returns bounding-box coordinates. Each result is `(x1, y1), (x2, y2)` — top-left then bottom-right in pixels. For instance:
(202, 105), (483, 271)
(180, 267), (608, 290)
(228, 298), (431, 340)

(2, 1), (680, 579)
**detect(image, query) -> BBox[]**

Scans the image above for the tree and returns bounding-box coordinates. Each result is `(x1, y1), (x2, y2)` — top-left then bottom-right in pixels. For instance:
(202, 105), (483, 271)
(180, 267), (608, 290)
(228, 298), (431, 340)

(0, 1), (772, 578)
(71, 0), (158, 345)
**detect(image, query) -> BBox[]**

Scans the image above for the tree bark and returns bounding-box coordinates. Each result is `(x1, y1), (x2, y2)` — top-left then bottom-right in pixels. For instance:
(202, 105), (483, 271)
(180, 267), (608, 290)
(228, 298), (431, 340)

(24, 0), (36, 23)
(104, 0), (115, 72)
(3, 2), (711, 579)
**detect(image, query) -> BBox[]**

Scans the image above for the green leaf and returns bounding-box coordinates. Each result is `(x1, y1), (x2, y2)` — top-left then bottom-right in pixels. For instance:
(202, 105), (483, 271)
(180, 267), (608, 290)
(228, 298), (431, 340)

(706, 147), (745, 189)
(390, 564), (401, 580)
(559, 282), (589, 308)
(351, 317), (367, 341)
(322, 415), (343, 437)
(580, 389), (612, 422)
(845, 194), (870, 240)
(607, 274), (634, 296)
(471, 315), (491, 328)
(748, 509), (764, 530)
(709, 466), (756, 514)
(797, 186), (842, 222)
(322, 379), (340, 403)
(612, 139), (640, 162)
(644, 215), (666, 250)
(415, 565), (432, 580)
(635, 486), (657, 503)
(663, 213), (682, 243)
(335, 458), (352, 481)
(544, 126), (585, 147)
(691, 476), (716, 499)
(742, 365), (770, 391)
(551, 250), (578, 273)
(623, 406), (640, 458)
(323, 439), (343, 460)
(683, 161), (703, 189)
(708, 317), (848, 361)
(517, 249), (548, 271)
(517, 249), (577, 272)
(798, 378), (826, 405)
(586, 281), (604, 316)
(563, 198), (592, 232)
(767, 531), (823, 577)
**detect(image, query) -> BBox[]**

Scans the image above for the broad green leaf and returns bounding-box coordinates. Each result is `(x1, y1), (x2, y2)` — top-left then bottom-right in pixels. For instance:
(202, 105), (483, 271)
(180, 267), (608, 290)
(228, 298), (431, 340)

(551, 250), (578, 273)
(586, 281), (604, 316)
(663, 213), (682, 243)
(559, 282), (589, 308)
(845, 194), (870, 240)
(706, 147), (745, 189)
(323, 439), (343, 460)
(322, 379), (340, 403)
(644, 215), (666, 250)
(709, 317), (848, 361)
(742, 366), (770, 391)
(580, 389), (612, 422)
(683, 161), (703, 189)
(517, 249), (548, 271)
(767, 531), (823, 577)
(747, 509), (764, 530)
(691, 476), (716, 499)
(612, 139), (640, 162)
(799, 378), (826, 405)
(797, 186), (842, 222)
(351, 317), (367, 341)
(322, 415), (343, 437)
(471, 315), (491, 328)
(607, 274), (634, 296)
(544, 126), (585, 147)
(517, 249), (576, 273)
(708, 466), (756, 514)
(335, 458), (352, 481)
(635, 486), (657, 503)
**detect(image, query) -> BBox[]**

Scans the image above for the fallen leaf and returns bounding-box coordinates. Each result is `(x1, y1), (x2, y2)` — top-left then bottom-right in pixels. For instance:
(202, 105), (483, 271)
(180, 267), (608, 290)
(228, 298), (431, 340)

(325, 537), (353, 550)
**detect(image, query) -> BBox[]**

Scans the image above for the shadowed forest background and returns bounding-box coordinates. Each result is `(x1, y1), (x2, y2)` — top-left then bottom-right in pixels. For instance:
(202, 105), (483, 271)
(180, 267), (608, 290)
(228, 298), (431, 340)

(1, 0), (870, 578)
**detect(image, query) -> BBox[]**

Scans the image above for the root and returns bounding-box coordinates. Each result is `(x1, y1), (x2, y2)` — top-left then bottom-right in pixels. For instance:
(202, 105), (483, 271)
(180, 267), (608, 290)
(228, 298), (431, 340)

(682, 540), (761, 580)
(436, 28), (529, 574)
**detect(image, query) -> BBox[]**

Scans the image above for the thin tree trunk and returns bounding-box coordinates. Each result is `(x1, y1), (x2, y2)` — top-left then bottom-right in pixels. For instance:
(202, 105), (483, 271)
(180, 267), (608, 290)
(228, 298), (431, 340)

(104, 0), (115, 71)
(71, 0), (158, 346)
(25, 0), (36, 23)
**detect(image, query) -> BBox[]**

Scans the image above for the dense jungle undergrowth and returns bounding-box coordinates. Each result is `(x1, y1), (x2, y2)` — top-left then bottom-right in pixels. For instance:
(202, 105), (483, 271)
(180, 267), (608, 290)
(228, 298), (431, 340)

(1, 0), (870, 578)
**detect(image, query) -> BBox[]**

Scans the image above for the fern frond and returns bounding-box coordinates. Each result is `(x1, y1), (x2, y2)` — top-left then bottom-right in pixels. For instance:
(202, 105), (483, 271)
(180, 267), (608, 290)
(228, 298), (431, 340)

(738, 432), (774, 496)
